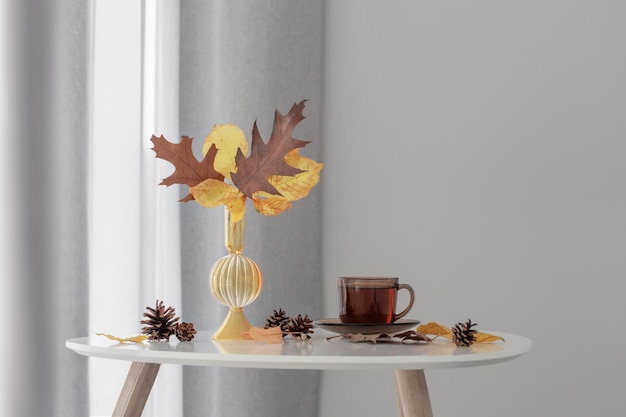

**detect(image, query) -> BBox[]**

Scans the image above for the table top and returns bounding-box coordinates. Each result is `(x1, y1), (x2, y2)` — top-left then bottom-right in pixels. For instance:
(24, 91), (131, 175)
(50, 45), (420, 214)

(66, 330), (531, 371)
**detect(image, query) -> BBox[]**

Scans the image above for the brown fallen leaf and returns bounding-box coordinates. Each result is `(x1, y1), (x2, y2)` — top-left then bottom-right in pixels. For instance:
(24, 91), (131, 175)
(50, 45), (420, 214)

(327, 331), (431, 344)
(246, 326), (284, 344)
(391, 330), (433, 344)
(326, 333), (382, 343)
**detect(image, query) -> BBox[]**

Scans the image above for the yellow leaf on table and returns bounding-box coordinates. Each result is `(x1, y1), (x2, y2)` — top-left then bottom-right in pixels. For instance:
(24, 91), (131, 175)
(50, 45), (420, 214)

(268, 149), (323, 201)
(416, 322), (505, 343)
(203, 124), (248, 180)
(246, 326), (284, 344)
(190, 179), (246, 222)
(252, 192), (292, 216)
(475, 332), (505, 343)
(96, 333), (147, 344)
(416, 322), (453, 339)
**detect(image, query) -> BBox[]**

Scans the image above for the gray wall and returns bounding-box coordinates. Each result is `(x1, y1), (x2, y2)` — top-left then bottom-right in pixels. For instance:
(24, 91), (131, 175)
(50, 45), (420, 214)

(320, 1), (625, 416)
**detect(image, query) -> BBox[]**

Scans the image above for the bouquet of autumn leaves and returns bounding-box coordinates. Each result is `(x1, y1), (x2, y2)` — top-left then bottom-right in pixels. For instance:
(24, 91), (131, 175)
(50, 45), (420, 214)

(150, 100), (322, 222)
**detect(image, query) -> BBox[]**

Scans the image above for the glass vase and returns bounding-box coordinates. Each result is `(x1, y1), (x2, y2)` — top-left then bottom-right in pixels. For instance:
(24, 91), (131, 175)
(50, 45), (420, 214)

(209, 207), (263, 340)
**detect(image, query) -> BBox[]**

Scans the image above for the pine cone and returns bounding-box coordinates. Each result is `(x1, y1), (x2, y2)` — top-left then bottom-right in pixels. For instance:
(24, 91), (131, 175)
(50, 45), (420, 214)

(175, 322), (197, 342)
(286, 314), (314, 341)
(264, 308), (290, 335)
(451, 319), (478, 347)
(140, 300), (180, 341)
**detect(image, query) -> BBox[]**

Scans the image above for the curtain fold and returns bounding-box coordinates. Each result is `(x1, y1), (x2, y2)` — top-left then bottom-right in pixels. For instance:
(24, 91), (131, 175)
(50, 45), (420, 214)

(140, 1), (183, 415)
(51, 0), (91, 414)
(6, 0), (91, 416)
(178, 1), (324, 416)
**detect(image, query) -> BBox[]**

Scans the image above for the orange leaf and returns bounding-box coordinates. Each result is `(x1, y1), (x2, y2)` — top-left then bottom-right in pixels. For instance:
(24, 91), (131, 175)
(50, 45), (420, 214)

(416, 322), (453, 339)
(247, 326), (284, 344)
(252, 192), (292, 216)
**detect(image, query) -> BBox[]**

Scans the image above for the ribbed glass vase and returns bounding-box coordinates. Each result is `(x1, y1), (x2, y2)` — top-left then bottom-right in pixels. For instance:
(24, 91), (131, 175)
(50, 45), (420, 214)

(209, 207), (262, 340)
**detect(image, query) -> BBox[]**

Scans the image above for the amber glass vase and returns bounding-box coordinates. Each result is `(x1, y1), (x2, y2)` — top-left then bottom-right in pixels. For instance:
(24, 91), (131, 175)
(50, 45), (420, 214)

(209, 208), (263, 340)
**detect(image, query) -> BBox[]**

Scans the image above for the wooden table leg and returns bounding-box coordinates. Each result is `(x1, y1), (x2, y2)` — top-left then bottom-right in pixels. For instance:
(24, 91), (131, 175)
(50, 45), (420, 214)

(112, 362), (161, 417)
(394, 370), (433, 417)
(396, 385), (406, 417)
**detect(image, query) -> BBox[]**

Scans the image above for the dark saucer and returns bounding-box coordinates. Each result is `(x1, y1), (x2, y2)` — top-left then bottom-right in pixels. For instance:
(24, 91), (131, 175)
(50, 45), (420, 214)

(313, 318), (421, 335)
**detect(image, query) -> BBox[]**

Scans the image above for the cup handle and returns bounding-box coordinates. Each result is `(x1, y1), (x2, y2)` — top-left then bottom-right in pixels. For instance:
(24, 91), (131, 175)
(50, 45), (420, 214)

(395, 283), (415, 320)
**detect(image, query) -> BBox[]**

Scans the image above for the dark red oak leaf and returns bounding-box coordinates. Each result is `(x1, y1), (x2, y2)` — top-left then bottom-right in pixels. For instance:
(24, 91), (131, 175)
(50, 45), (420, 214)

(231, 100), (310, 198)
(150, 135), (224, 202)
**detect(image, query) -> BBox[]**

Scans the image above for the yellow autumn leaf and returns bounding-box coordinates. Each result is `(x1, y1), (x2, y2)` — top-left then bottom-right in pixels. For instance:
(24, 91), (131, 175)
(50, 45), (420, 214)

(224, 195), (247, 223)
(190, 179), (246, 222)
(202, 124), (248, 179)
(252, 191), (292, 216)
(246, 326), (284, 344)
(416, 322), (505, 344)
(96, 333), (148, 344)
(268, 149), (323, 201)
(416, 322), (453, 339)
(475, 332), (505, 343)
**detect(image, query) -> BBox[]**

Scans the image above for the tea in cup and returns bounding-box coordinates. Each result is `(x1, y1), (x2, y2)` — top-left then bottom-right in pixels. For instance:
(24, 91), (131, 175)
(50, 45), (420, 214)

(336, 277), (415, 324)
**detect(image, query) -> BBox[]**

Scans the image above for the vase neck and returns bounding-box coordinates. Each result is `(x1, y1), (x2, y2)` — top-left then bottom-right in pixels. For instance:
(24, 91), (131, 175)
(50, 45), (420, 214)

(224, 207), (244, 253)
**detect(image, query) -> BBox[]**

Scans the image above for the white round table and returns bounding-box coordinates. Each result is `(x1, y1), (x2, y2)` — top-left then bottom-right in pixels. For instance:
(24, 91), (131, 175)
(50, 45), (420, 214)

(67, 330), (531, 417)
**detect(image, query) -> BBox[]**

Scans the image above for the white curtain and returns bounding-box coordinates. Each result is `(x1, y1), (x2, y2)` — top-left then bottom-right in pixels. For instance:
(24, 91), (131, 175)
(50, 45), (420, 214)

(3, 0), (91, 416)
(3, 0), (324, 416)
(178, 1), (323, 415)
